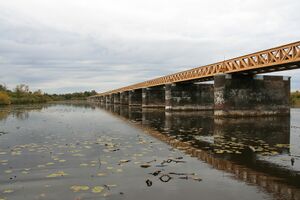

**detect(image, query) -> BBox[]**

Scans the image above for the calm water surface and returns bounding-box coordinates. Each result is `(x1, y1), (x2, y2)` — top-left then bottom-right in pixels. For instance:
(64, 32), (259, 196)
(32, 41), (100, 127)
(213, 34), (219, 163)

(0, 103), (299, 200)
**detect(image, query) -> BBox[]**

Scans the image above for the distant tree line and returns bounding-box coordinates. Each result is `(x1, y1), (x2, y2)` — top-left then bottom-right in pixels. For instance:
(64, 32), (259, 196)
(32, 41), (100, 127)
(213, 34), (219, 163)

(0, 83), (97, 105)
(291, 91), (300, 107)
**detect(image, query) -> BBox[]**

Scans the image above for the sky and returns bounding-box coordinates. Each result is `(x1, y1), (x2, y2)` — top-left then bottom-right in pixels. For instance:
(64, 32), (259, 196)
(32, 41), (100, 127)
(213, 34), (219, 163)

(0, 0), (300, 94)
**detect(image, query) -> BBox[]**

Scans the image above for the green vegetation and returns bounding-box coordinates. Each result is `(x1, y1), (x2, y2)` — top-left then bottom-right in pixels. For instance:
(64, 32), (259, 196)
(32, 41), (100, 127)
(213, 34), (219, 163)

(0, 91), (11, 105)
(291, 91), (300, 107)
(0, 83), (97, 105)
(2, 82), (299, 107)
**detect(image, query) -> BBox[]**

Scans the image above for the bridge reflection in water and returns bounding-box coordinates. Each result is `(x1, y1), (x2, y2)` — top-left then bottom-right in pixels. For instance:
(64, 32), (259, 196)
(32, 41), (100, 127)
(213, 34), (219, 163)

(97, 104), (300, 200)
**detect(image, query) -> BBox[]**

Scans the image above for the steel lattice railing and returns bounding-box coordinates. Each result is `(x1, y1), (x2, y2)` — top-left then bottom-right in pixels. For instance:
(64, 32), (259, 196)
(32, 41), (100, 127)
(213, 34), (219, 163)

(94, 41), (300, 97)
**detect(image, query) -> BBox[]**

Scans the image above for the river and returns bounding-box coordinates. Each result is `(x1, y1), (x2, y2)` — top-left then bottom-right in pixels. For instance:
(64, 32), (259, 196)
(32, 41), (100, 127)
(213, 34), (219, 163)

(0, 102), (299, 200)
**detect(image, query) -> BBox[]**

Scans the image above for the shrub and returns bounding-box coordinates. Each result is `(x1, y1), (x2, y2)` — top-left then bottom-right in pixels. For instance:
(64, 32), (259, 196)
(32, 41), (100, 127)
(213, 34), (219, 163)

(0, 92), (11, 105)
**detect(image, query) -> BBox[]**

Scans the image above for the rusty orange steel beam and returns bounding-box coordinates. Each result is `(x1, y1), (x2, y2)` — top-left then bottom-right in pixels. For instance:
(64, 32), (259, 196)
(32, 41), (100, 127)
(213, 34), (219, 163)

(96, 41), (300, 96)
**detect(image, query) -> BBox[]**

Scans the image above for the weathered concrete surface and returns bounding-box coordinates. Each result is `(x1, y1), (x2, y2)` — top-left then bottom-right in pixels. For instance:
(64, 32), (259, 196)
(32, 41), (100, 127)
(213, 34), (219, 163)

(142, 86), (165, 108)
(214, 74), (290, 116)
(91, 96), (103, 103)
(120, 91), (129, 105)
(97, 96), (104, 104)
(109, 94), (114, 104)
(113, 93), (120, 104)
(165, 83), (214, 110)
(105, 95), (111, 104)
(129, 89), (142, 106)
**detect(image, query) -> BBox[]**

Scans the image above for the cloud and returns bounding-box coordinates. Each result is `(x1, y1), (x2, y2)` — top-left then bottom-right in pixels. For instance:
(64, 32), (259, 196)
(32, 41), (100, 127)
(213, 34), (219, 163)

(0, 0), (300, 93)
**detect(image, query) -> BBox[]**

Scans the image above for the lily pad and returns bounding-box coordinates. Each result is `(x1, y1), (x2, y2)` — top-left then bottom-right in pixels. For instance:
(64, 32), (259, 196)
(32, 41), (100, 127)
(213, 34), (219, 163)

(92, 186), (104, 193)
(70, 185), (89, 192)
(46, 171), (68, 178)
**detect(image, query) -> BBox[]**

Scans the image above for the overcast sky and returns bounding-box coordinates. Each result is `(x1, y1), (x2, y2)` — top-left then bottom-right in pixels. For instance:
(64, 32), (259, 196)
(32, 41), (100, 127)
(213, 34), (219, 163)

(0, 0), (300, 93)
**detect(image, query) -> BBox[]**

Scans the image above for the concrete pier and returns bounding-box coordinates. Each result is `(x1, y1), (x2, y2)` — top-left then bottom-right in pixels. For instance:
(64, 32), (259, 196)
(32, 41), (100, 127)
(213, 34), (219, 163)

(214, 74), (290, 116)
(142, 86), (165, 108)
(109, 94), (114, 104)
(165, 82), (214, 110)
(120, 91), (129, 105)
(113, 93), (120, 104)
(99, 96), (105, 104)
(129, 89), (142, 106)
(105, 95), (111, 104)
(91, 74), (291, 117)
(94, 96), (104, 104)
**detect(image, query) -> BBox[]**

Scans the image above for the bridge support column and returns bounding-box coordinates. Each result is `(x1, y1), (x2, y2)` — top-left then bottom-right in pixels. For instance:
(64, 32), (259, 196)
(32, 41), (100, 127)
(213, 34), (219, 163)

(129, 89), (142, 106)
(98, 96), (103, 104)
(101, 96), (106, 104)
(109, 94), (114, 104)
(105, 95), (111, 104)
(92, 96), (99, 103)
(214, 74), (290, 116)
(142, 86), (165, 108)
(120, 91), (129, 105)
(165, 83), (214, 110)
(113, 93), (120, 104)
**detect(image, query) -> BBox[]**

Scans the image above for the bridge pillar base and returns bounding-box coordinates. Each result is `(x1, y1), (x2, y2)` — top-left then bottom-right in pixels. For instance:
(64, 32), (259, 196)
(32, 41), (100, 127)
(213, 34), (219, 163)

(97, 96), (102, 104)
(120, 91), (129, 105)
(129, 89), (142, 106)
(214, 74), (290, 117)
(101, 96), (106, 104)
(165, 83), (214, 110)
(105, 95), (111, 104)
(110, 94), (114, 104)
(142, 86), (165, 108)
(113, 93), (120, 104)
(93, 96), (102, 103)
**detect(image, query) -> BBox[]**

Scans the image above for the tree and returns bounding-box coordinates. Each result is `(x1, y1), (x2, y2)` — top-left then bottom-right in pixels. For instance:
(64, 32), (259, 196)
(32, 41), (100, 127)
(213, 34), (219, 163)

(15, 84), (30, 97)
(0, 91), (11, 105)
(0, 84), (7, 91)
(33, 89), (43, 96)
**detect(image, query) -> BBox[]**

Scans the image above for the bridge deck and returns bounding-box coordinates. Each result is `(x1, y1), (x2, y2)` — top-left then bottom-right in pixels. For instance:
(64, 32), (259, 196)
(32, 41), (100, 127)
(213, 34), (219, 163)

(96, 41), (300, 96)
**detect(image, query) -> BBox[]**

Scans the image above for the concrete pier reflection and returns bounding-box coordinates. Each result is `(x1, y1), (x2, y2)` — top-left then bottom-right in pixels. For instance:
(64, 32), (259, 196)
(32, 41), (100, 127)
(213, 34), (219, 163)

(97, 104), (299, 200)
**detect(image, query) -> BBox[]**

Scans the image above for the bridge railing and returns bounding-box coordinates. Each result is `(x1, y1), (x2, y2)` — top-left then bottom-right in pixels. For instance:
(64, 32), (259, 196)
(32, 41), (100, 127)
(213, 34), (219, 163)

(94, 41), (300, 97)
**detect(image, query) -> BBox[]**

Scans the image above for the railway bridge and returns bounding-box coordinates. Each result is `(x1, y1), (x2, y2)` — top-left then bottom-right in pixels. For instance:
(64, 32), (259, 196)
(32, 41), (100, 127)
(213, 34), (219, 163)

(89, 41), (300, 116)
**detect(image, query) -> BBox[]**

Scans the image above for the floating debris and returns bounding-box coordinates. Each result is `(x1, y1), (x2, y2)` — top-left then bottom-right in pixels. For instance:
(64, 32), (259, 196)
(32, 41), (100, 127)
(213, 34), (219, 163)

(159, 174), (172, 182)
(291, 158), (295, 166)
(140, 164), (151, 168)
(146, 179), (152, 187)
(150, 170), (162, 176)
(118, 159), (131, 165)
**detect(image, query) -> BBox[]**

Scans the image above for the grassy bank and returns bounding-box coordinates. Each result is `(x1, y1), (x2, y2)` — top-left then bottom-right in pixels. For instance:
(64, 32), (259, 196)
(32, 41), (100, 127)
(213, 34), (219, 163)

(0, 84), (97, 105)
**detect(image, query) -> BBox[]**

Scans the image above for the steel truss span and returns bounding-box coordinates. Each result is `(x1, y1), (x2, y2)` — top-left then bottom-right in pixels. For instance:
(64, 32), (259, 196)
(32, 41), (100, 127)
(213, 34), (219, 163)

(96, 41), (300, 96)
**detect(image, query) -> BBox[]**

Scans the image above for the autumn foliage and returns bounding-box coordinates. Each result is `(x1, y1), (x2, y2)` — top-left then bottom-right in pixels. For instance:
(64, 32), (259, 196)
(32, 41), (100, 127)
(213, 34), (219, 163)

(0, 91), (11, 105)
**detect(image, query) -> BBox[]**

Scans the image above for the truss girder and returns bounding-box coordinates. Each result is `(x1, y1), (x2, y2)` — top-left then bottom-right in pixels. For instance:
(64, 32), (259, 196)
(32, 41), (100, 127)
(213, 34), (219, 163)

(96, 41), (300, 96)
